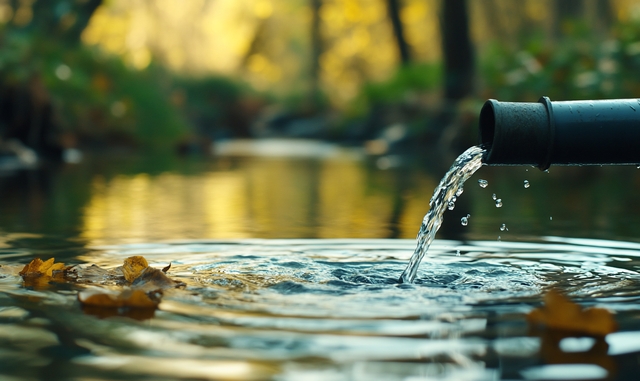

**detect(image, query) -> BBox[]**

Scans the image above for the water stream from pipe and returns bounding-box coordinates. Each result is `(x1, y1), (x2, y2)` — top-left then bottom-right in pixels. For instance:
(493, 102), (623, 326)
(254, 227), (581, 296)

(399, 145), (486, 283)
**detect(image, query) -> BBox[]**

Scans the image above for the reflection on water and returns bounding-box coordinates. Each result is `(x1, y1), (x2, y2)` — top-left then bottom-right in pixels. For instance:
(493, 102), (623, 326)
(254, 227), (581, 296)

(3, 147), (640, 246)
(76, 151), (434, 244)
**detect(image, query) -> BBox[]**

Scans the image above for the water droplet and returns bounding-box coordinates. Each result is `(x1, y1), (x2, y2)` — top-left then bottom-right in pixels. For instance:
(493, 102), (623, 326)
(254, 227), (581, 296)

(447, 201), (455, 210)
(492, 193), (497, 200)
(500, 223), (508, 231)
(456, 187), (464, 197)
(451, 196), (457, 203)
(456, 249), (461, 256)
(478, 179), (488, 188)
(461, 216), (468, 226)
(550, 216), (553, 221)
(495, 199), (503, 208)
(524, 180), (530, 188)
(544, 169), (550, 173)
(497, 236), (501, 241)
(636, 165), (640, 169)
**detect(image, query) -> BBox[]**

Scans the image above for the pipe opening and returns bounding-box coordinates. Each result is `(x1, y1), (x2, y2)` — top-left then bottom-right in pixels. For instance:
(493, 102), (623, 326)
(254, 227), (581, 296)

(479, 100), (496, 149)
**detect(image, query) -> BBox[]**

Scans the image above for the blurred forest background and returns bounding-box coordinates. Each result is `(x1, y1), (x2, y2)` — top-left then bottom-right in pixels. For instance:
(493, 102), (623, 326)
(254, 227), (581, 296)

(0, 0), (640, 158)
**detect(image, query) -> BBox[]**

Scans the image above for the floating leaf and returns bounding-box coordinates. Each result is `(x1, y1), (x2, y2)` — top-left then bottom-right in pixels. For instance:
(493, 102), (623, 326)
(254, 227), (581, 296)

(122, 256), (149, 283)
(19, 258), (65, 278)
(527, 289), (617, 337)
(76, 256), (184, 320)
(162, 263), (171, 273)
(132, 267), (183, 292)
(65, 263), (120, 285)
(18, 258), (69, 289)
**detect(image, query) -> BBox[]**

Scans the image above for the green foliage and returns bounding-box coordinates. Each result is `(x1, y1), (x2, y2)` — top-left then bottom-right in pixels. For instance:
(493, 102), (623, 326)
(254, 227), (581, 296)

(480, 18), (640, 102)
(172, 75), (260, 139)
(352, 63), (441, 114)
(0, 29), (190, 150)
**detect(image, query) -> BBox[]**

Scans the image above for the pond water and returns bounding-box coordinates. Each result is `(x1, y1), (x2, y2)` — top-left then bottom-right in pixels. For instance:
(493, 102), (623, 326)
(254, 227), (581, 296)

(3, 141), (640, 380)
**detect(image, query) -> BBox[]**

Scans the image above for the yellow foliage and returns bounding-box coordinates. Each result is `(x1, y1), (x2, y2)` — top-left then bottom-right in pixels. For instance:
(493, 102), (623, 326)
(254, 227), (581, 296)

(527, 290), (617, 337)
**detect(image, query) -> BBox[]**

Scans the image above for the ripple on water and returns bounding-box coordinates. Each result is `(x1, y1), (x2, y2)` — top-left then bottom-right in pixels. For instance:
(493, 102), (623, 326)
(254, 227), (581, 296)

(3, 238), (640, 380)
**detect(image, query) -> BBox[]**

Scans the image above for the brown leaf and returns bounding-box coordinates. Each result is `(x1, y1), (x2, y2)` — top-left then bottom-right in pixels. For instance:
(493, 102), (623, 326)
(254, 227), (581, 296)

(527, 289), (617, 337)
(19, 258), (65, 278)
(122, 256), (149, 283)
(132, 267), (184, 292)
(78, 287), (160, 308)
(162, 263), (171, 273)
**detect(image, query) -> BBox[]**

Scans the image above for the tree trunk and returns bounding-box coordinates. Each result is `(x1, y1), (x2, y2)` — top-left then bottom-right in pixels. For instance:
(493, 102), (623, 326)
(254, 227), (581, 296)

(553, 0), (583, 37)
(28, 0), (103, 44)
(387, 0), (411, 65)
(441, 0), (474, 101)
(310, 0), (322, 111)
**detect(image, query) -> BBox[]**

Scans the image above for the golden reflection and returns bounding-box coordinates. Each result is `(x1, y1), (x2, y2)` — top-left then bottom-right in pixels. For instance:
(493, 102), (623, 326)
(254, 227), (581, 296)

(81, 171), (250, 244)
(398, 176), (435, 238)
(80, 157), (439, 243)
(318, 160), (393, 237)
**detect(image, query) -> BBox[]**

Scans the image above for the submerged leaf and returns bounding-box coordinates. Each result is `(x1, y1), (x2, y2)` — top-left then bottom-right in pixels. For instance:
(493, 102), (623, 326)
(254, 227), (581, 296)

(527, 290), (617, 337)
(78, 287), (160, 308)
(122, 256), (149, 283)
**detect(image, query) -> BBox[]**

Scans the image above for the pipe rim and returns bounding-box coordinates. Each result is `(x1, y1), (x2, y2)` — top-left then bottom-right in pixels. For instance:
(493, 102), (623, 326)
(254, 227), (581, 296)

(479, 99), (497, 152)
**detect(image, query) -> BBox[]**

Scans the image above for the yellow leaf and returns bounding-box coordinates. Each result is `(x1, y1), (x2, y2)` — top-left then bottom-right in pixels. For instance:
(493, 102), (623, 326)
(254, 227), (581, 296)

(19, 258), (65, 278)
(527, 289), (617, 337)
(122, 256), (149, 283)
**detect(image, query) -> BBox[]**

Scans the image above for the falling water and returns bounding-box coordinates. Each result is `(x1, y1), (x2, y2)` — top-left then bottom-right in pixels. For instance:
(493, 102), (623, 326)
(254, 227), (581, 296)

(399, 145), (485, 283)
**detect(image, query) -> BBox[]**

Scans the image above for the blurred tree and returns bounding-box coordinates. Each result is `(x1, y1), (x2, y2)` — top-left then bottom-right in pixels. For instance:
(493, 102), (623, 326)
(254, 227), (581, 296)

(28, 0), (102, 44)
(310, 0), (323, 110)
(387, 0), (411, 65)
(441, 0), (474, 101)
(554, 0), (583, 37)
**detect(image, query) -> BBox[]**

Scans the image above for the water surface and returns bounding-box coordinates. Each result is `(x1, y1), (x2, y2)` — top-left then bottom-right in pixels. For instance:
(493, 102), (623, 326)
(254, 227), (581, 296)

(3, 238), (640, 380)
(3, 144), (640, 379)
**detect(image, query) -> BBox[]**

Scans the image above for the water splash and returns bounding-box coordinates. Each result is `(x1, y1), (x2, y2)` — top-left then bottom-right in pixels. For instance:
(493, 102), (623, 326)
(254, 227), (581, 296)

(399, 146), (485, 283)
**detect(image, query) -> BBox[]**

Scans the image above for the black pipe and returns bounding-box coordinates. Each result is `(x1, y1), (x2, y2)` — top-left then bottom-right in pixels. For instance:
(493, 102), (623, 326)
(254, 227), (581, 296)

(479, 97), (640, 170)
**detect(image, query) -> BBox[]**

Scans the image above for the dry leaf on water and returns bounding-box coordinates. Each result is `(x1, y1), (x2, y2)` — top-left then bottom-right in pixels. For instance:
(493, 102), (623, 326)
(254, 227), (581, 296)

(19, 258), (65, 278)
(527, 289), (617, 337)
(77, 256), (184, 318)
(122, 256), (149, 283)
(122, 255), (183, 291)
(17, 255), (183, 319)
